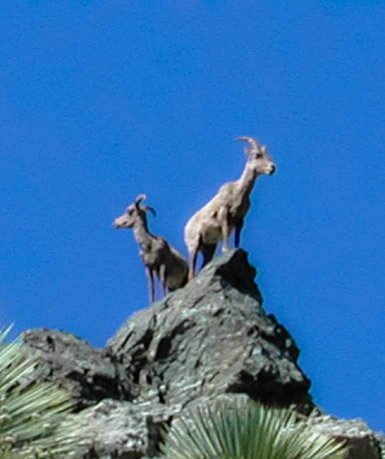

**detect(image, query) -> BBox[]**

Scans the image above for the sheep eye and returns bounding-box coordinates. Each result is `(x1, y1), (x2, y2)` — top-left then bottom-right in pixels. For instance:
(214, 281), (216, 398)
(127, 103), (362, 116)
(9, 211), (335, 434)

(256, 153), (264, 159)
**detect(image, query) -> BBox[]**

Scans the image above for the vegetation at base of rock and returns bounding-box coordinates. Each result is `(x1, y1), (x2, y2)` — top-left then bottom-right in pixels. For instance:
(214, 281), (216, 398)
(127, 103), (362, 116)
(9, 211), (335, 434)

(0, 326), (86, 458)
(160, 397), (348, 459)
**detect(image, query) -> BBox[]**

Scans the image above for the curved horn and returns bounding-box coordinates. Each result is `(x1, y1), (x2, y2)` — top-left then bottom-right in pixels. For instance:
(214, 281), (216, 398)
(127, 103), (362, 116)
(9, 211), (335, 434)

(135, 194), (147, 205)
(236, 136), (260, 151)
(134, 195), (156, 216)
(143, 205), (156, 217)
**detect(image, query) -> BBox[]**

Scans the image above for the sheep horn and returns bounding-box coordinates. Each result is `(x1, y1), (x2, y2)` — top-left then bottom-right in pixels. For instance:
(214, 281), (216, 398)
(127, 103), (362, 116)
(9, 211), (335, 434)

(135, 194), (147, 205)
(134, 195), (156, 216)
(144, 205), (156, 217)
(236, 136), (260, 152)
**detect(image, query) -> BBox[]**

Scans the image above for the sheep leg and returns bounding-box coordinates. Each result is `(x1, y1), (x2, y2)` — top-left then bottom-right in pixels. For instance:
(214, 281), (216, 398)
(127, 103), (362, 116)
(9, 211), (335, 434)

(188, 245), (199, 279)
(159, 264), (167, 297)
(220, 209), (231, 252)
(145, 267), (155, 304)
(201, 243), (216, 268)
(234, 219), (244, 247)
(188, 233), (205, 278)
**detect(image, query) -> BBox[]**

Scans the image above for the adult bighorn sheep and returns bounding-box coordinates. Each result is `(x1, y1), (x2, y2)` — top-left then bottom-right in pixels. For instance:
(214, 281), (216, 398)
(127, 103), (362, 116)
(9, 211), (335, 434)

(114, 194), (188, 304)
(184, 136), (276, 277)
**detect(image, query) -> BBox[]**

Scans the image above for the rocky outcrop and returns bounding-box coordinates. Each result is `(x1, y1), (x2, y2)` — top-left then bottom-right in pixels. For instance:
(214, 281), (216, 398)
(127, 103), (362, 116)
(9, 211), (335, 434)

(20, 328), (123, 409)
(106, 249), (311, 410)
(305, 415), (382, 459)
(20, 249), (383, 458)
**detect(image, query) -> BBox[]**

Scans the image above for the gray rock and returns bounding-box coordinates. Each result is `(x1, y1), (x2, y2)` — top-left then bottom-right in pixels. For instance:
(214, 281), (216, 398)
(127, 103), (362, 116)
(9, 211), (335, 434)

(64, 399), (177, 458)
(18, 248), (383, 458)
(375, 431), (385, 458)
(305, 415), (382, 459)
(107, 249), (311, 410)
(20, 328), (125, 409)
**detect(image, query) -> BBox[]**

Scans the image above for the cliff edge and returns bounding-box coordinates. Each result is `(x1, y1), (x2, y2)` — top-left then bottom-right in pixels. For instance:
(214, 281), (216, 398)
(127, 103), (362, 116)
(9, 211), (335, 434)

(20, 249), (383, 458)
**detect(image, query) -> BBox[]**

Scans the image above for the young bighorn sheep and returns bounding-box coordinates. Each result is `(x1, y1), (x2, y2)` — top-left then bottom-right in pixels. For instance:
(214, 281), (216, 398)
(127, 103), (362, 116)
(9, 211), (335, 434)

(114, 194), (188, 304)
(184, 136), (276, 277)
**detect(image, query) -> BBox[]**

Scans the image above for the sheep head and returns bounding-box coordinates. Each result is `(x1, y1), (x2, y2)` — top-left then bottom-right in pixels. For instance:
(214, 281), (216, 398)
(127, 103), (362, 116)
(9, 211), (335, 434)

(236, 136), (276, 176)
(113, 194), (156, 229)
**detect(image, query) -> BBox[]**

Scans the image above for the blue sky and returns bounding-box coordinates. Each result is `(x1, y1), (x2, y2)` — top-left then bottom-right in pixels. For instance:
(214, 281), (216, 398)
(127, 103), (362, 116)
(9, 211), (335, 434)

(1, 0), (384, 432)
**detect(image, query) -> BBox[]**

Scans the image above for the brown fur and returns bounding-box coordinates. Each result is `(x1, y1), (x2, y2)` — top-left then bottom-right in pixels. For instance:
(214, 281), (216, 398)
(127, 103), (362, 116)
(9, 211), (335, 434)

(184, 136), (276, 277)
(114, 195), (188, 304)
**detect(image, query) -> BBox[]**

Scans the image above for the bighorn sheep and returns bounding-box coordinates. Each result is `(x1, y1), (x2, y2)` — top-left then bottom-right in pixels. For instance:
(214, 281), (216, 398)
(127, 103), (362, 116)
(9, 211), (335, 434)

(114, 194), (188, 304)
(184, 136), (276, 277)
